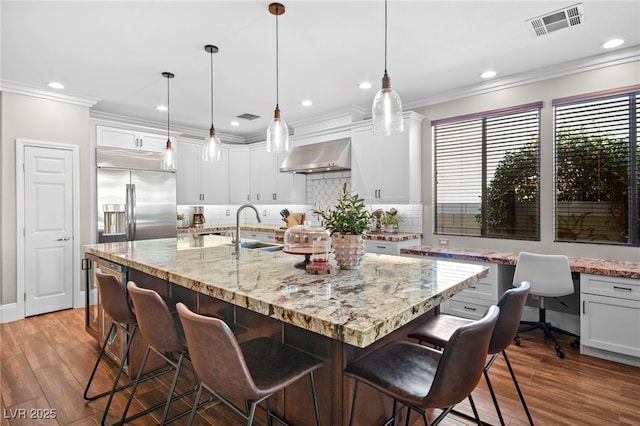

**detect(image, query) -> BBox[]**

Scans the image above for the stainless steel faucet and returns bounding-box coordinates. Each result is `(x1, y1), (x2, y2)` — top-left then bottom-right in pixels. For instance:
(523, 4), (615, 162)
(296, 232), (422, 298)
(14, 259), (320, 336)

(235, 204), (261, 257)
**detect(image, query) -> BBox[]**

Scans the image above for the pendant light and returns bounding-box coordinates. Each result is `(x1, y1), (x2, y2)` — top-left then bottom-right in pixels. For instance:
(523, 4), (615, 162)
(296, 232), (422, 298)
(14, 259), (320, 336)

(371, 0), (403, 136)
(160, 72), (176, 170)
(204, 44), (221, 162)
(266, 2), (289, 153)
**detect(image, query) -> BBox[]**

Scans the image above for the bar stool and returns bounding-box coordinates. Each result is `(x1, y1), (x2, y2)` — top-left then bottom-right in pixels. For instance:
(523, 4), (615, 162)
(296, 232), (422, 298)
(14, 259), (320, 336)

(344, 305), (498, 426)
(409, 282), (534, 426)
(83, 270), (170, 426)
(176, 302), (324, 426)
(118, 282), (203, 426)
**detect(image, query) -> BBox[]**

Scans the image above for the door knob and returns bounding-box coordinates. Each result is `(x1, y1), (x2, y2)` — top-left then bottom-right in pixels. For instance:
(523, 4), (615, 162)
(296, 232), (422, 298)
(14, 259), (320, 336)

(57, 236), (71, 241)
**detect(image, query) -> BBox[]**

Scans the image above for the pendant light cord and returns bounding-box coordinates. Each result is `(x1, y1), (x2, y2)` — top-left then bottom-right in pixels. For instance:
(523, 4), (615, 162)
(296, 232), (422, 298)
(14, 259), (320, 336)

(166, 75), (170, 140)
(384, 0), (388, 73)
(275, 5), (280, 108)
(210, 49), (214, 125)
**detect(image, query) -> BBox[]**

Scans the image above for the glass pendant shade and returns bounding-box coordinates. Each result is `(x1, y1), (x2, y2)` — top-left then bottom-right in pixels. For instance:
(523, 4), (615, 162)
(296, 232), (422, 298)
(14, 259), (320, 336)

(266, 106), (290, 153)
(161, 139), (176, 170)
(204, 125), (222, 162)
(372, 72), (404, 135)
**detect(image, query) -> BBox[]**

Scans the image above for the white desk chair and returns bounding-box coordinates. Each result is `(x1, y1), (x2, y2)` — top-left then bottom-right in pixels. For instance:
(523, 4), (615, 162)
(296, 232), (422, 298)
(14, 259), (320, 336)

(513, 252), (580, 358)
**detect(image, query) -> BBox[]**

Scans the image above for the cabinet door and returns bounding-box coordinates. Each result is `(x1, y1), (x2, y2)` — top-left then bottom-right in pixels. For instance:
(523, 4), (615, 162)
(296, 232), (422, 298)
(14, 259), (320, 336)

(229, 148), (251, 204)
(375, 130), (410, 203)
(201, 146), (229, 204)
(581, 293), (640, 358)
(250, 148), (278, 203)
(350, 127), (379, 202)
(139, 132), (170, 152)
(97, 126), (139, 149)
(176, 140), (203, 204)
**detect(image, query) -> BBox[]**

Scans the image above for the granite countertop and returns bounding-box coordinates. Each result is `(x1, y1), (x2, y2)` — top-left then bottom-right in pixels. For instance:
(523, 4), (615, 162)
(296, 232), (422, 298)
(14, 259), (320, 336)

(178, 224), (422, 242)
(401, 246), (640, 279)
(84, 235), (487, 348)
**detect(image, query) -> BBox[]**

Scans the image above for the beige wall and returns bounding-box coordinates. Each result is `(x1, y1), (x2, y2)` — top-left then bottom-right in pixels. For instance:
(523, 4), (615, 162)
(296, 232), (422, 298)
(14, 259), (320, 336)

(416, 61), (640, 262)
(1, 92), (91, 305)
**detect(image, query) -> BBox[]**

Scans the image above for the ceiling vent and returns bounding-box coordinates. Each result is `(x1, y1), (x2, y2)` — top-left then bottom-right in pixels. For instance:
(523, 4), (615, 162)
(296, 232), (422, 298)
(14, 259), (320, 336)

(236, 113), (261, 120)
(527, 3), (584, 37)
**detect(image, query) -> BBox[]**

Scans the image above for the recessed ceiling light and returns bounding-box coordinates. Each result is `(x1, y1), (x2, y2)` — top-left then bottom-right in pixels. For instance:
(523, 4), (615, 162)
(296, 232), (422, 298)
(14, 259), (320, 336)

(48, 82), (64, 89)
(603, 38), (624, 49)
(156, 105), (168, 111)
(301, 100), (313, 107)
(230, 120), (240, 127)
(358, 81), (372, 90)
(481, 70), (497, 79)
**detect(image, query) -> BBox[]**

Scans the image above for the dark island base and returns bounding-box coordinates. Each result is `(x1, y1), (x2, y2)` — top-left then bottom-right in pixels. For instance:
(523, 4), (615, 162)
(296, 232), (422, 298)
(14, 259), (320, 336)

(126, 268), (437, 425)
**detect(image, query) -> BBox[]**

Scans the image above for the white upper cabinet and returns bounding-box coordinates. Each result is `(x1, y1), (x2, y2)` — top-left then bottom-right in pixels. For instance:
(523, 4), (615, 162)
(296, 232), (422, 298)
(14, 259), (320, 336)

(249, 143), (305, 204)
(176, 138), (229, 205)
(96, 125), (171, 152)
(350, 112), (423, 204)
(229, 146), (251, 204)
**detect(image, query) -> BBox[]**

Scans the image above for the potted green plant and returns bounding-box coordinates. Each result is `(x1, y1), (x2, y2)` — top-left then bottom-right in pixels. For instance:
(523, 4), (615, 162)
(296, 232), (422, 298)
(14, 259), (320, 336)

(380, 211), (401, 234)
(314, 183), (373, 269)
(176, 213), (185, 228)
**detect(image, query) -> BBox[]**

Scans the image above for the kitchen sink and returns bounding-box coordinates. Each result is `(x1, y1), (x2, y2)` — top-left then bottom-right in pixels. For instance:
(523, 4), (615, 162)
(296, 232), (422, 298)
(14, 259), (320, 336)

(226, 241), (283, 251)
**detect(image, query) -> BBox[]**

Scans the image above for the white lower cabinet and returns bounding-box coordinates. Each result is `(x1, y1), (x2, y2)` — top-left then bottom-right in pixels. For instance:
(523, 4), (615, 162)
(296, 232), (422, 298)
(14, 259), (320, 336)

(440, 261), (499, 320)
(580, 274), (640, 362)
(364, 239), (420, 256)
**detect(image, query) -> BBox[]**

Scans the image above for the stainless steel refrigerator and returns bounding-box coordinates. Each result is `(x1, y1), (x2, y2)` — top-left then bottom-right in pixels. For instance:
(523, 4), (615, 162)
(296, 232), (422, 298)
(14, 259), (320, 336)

(96, 147), (176, 243)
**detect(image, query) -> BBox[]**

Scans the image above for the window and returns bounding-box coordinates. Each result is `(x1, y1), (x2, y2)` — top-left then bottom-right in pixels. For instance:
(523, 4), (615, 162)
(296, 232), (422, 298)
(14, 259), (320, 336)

(553, 86), (639, 246)
(434, 102), (542, 240)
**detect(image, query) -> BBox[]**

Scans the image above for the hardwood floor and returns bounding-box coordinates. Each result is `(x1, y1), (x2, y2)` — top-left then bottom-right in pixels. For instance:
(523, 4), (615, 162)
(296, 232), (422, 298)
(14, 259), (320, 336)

(1, 308), (639, 426)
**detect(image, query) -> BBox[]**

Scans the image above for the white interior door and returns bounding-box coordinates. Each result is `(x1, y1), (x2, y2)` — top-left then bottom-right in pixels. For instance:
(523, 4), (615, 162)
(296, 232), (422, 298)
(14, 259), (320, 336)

(24, 145), (74, 316)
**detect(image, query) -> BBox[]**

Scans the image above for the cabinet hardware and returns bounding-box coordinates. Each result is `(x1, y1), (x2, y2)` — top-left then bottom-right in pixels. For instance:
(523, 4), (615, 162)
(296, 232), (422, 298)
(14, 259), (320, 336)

(246, 194), (250, 201)
(469, 285), (476, 289)
(613, 286), (633, 292)
(463, 306), (476, 311)
(582, 300), (586, 314)
(57, 236), (71, 241)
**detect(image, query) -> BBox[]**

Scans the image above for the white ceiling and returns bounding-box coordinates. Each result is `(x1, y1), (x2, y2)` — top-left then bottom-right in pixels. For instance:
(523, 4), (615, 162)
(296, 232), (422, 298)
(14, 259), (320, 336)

(2, 1), (639, 142)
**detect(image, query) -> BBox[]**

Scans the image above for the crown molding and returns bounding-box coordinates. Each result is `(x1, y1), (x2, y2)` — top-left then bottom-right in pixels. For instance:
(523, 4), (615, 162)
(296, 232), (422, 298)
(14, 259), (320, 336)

(90, 110), (247, 144)
(0, 79), (101, 107)
(404, 47), (640, 110)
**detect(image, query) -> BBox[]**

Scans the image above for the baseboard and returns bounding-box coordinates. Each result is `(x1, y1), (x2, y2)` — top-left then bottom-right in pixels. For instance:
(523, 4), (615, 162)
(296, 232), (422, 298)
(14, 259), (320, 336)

(0, 303), (22, 324)
(581, 345), (640, 368)
(75, 288), (96, 309)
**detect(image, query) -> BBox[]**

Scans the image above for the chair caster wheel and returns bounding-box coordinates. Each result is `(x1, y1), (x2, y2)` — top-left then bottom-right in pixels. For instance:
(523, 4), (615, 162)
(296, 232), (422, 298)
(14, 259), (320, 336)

(514, 335), (521, 346)
(570, 339), (579, 348)
(555, 345), (565, 358)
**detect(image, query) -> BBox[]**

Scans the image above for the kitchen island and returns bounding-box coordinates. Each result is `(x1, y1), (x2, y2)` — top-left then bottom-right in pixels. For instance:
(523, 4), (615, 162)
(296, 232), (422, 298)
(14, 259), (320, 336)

(84, 235), (489, 425)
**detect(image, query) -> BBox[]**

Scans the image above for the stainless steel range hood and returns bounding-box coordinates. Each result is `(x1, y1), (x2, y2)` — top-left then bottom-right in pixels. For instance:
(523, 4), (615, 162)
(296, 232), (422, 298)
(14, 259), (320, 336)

(279, 138), (351, 173)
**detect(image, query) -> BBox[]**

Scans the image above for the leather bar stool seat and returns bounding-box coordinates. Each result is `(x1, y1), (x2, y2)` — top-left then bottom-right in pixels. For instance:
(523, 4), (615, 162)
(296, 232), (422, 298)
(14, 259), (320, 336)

(409, 282), (533, 426)
(116, 282), (207, 426)
(344, 305), (499, 426)
(83, 270), (171, 426)
(176, 302), (324, 426)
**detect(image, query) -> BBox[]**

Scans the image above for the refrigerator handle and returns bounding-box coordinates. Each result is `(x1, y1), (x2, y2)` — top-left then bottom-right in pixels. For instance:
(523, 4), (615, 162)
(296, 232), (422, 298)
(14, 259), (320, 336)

(126, 184), (133, 240)
(131, 184), (137, 240)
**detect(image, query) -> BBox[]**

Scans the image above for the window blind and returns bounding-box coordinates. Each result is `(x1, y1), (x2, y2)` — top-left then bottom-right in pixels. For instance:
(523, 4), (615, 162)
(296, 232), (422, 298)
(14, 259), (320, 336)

(554, 91), (639, 245)
(434, 104), (541, 239)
